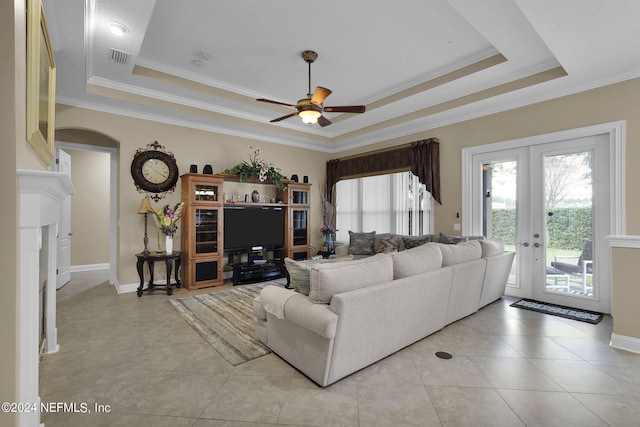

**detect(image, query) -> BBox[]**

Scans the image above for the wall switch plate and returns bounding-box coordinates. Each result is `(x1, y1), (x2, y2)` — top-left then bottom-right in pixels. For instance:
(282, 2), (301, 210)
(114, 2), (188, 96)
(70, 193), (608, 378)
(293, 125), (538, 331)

(453, 223), (461, 231)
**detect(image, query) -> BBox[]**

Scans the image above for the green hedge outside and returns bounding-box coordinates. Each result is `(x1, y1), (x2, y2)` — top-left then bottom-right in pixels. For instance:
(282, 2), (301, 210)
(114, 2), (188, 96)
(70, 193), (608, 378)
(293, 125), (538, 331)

(491, 207), (592, 251)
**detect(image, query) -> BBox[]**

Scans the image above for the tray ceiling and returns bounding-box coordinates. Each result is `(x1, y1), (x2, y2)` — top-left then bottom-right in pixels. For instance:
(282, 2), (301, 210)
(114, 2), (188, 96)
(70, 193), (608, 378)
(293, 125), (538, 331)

(45, 0), (640, 152)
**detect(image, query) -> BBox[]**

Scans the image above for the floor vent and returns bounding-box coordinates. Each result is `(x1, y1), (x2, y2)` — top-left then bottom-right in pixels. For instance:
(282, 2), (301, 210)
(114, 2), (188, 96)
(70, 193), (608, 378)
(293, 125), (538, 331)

(110, 48), (130, 65)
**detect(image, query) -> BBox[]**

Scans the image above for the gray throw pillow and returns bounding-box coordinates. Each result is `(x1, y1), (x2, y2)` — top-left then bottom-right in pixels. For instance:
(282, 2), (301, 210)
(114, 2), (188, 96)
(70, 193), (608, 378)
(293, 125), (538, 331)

(401, 235), (431, 249)
(377, 235), (400, 253)
(348, 231), (376, 255)
(285, 256), (354, 295)
(439, 232), (469, 245)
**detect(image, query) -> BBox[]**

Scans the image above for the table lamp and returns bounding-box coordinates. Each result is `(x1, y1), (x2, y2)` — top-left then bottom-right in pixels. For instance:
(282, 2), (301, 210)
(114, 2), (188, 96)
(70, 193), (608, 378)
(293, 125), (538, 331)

(137, 197), (154, 254)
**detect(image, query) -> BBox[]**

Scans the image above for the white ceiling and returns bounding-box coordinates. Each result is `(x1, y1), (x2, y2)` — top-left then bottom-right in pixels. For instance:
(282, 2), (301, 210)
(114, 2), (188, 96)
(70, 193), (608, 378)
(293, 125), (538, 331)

(44, 0), (640, 152)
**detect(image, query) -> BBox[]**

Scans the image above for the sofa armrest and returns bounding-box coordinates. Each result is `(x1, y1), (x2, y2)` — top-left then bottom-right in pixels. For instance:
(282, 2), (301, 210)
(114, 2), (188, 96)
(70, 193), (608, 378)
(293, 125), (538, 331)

(277, 294), (339, 339)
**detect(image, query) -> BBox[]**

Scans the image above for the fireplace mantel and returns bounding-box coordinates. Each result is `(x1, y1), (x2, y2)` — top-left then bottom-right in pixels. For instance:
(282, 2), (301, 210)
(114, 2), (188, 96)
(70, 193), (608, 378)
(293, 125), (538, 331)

(17, 170), (75, 427)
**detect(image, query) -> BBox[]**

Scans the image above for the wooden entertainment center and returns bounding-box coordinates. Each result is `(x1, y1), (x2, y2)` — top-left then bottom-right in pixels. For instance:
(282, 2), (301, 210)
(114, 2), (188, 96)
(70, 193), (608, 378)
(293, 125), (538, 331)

(180, 173), (311, 290)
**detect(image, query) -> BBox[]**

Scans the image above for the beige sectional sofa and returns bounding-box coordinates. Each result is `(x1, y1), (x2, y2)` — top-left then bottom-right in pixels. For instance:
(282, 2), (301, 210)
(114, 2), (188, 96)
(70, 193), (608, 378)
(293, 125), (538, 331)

(253, 238), (515, 387)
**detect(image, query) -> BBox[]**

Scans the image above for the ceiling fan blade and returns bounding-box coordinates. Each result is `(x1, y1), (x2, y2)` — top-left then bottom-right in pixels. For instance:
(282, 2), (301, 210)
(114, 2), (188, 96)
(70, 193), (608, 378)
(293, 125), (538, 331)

(310, 86), (332, 106)
(323, 105), (366, 114)
(256, 98), (296, 108)
(318, 115), (332, 127)
(270, 112), (298, 123)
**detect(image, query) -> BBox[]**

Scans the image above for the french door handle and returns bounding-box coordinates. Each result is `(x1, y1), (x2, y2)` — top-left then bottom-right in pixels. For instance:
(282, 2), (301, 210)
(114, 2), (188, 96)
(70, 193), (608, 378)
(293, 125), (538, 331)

(533, 242), (541, 248)
(519, 242), (530, 247)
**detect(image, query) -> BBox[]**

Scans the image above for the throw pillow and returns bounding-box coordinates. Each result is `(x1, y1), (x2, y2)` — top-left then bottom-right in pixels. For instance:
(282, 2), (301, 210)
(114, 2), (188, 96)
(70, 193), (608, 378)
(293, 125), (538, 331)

(401, 235), (431, 250)
(439, 240), (482, 266)
(284, 256), (354, 296)
(348, 231), (376, 255)
(308, 253), (393, 304)
(439, 232), (469, 245)
(377, 235), (401, 253)
(479, 236), (505, 257)
(391, 242), (443, 279)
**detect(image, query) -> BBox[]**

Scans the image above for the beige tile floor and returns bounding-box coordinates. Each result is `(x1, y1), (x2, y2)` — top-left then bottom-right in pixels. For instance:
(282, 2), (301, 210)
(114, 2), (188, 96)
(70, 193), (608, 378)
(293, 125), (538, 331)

(39, 270), (640, 426)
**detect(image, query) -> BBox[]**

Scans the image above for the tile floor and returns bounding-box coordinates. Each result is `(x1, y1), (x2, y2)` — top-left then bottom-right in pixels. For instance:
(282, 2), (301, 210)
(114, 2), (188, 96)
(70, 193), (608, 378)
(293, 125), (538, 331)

(39, 270), (640, 426)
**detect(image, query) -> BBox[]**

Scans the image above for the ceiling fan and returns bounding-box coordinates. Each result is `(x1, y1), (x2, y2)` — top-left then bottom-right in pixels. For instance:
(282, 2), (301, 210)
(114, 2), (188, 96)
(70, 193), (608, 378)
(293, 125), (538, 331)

(257, 50), (366, 127)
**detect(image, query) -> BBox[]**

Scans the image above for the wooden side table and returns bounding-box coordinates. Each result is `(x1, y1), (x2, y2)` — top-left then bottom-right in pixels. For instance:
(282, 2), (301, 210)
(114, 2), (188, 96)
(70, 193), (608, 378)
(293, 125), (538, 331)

(135, 251), (182, 297)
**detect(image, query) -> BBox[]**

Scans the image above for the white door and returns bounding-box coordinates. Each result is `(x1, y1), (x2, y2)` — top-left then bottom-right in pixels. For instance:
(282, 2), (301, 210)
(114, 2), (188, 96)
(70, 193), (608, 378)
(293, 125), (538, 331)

(469, 134), (612, 313)
(56, 148), (72, 289)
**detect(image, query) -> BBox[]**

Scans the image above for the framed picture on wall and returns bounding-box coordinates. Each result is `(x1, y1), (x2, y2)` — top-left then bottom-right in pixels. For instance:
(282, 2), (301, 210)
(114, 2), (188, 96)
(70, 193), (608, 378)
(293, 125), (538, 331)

(26, 0), (56, 166)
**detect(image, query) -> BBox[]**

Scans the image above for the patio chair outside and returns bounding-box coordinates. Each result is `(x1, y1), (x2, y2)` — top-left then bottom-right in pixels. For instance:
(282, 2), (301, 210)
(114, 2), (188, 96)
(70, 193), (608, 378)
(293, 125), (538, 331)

(550, 240), (593, 293)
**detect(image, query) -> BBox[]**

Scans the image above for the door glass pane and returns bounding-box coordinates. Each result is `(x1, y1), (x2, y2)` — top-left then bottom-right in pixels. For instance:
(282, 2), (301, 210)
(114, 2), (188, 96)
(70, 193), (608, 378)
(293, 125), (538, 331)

(483, 161), (518, 286)
(545, 151), (594, 297)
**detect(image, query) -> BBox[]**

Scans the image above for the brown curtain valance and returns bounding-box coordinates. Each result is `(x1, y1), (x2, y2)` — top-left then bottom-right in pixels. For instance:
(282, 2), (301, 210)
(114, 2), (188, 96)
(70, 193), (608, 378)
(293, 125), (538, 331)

(326, 138), (440, 204)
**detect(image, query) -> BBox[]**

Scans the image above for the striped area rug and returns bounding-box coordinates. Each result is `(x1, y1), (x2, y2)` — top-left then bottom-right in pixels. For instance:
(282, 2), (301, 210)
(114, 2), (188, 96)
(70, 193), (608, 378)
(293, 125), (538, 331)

(169, 279), (285, 365)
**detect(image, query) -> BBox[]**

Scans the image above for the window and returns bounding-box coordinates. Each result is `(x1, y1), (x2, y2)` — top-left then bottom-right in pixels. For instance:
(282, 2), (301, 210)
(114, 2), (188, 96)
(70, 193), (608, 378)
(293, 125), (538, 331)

(335, 172), (433, 241)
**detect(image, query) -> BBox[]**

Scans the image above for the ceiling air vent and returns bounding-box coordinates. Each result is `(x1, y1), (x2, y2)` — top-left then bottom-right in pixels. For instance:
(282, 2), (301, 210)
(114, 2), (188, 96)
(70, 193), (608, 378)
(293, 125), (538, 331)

(109, 48), (130, 65)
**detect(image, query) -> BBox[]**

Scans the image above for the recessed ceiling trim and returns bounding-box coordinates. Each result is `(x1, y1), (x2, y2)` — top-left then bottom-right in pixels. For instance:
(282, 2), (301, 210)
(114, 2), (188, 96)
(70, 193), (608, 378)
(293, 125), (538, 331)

(366, 53), (507, 112)
(86, 76), (333, 142)
(334, 66), (568, 144)
(56, 94), (336, 152)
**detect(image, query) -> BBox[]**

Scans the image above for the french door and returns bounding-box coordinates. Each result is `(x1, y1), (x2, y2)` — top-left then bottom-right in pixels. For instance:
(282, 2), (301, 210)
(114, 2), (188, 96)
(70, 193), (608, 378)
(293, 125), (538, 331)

(466, 131), (616, 313)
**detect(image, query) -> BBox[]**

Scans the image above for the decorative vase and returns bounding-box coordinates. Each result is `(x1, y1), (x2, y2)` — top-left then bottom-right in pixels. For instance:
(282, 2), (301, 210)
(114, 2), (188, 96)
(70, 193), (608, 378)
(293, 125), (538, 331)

(165, 235), (173, 254)
(323, 234), (334, 254)
(251, 189), (260, 202)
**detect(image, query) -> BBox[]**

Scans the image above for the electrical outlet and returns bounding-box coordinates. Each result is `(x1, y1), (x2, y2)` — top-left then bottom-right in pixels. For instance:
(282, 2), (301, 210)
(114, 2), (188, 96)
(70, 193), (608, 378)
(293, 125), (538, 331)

(453, 223), (461, 231)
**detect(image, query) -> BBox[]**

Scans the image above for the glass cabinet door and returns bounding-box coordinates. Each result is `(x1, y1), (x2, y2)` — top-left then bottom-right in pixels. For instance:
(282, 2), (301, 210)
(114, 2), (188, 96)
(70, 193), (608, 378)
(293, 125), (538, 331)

(291, 189), (308, 205)
(195, 208), (219, 254)
(194, 183), (219, 202)
(292, 209), (308, 246)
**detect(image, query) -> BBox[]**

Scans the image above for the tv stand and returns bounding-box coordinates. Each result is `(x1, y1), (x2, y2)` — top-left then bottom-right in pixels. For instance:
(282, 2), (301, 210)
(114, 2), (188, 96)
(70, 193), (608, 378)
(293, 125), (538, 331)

(232, 262), (284, 285)
(229, 246), (285, 285)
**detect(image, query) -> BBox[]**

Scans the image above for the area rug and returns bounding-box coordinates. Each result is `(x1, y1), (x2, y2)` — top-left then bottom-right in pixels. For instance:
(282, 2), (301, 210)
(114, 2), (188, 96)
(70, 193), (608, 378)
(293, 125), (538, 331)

(510, 298), (603, 324)
(169, 279), (285, 365)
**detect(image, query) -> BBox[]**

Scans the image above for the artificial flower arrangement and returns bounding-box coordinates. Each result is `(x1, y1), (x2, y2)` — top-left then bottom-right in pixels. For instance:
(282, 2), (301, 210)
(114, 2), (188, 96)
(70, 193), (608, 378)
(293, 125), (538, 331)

(223, 146), (287, 190)
(320, 223), (338, 236)
(154, 202), (184, 236)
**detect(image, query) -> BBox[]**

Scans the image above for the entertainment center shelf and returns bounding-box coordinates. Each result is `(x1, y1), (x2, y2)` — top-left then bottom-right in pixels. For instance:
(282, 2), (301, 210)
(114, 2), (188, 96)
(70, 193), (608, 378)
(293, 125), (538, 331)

(180, 173), (311, 290)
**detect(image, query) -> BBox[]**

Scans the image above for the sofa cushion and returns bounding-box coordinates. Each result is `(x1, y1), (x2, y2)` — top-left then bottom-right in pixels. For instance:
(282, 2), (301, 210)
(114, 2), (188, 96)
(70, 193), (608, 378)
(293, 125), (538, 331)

(391, 242), (443, 279)
(348, 231), (376, 255)
(401, 235), (432, 250)
(376, 234), (401, 253)
(309, 253), (393, 304)
(480, 236), (505, 257)
(285, 256), (354, 296)
(439, 240), (482, 266)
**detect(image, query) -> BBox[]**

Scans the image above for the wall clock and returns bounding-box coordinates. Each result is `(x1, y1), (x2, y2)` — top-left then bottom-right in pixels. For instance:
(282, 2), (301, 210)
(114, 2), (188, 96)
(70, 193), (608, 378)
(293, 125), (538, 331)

(131, 141), (179, 201)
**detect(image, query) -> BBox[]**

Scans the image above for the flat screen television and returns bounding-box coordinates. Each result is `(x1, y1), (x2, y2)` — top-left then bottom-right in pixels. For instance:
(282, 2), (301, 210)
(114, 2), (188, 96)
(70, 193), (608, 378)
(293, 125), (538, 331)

(223, 206), (285, 251)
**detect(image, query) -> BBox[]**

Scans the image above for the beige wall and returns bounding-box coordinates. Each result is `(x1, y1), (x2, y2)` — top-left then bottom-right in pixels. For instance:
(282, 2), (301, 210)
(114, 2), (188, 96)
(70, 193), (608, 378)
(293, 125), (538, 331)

(66, 149), (111, 266)
(1, 0), (19, 424)
(55, 107), (332, 285)
(611, 247), (640, 338)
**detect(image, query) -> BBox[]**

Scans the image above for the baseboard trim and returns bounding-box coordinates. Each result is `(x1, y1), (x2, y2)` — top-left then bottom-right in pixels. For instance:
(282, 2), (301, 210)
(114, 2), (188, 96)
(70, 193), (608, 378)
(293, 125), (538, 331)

(70, 263), (109, 272)
(610, 333), (640, 354)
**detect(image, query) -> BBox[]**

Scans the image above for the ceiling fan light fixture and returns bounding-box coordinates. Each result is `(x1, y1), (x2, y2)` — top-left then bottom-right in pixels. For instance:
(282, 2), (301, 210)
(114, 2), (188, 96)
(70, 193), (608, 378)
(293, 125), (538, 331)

(298, 109), (321, 124)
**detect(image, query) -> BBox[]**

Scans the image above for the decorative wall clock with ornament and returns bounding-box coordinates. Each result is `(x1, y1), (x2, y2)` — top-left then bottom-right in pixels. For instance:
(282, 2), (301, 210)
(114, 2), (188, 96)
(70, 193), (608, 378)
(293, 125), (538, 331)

(130, 141), (179, 201)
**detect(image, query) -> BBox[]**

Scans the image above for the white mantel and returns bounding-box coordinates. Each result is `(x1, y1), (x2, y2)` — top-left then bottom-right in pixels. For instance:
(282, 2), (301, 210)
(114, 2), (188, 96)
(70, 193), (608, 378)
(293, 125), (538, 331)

(17, 170), (75, 427)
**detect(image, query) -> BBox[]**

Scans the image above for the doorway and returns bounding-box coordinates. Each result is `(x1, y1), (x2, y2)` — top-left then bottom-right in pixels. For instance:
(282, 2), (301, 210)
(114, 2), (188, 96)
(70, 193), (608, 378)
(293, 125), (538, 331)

(462, 122), (625, 314)
(54, 138), (118, 286)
